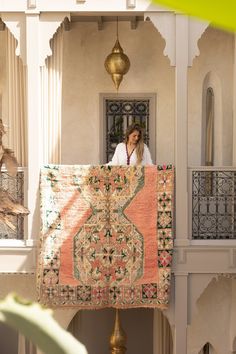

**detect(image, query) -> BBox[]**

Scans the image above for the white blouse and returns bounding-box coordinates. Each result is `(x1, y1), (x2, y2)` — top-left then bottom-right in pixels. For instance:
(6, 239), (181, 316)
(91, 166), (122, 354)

(108, 142), (153, 166)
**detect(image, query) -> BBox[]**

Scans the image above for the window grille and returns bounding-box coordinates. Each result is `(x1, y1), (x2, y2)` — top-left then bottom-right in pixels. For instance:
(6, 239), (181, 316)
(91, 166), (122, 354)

(105, 99), (150, 163)
(0, 170), (25, 240)
(192, 170), (236, 239)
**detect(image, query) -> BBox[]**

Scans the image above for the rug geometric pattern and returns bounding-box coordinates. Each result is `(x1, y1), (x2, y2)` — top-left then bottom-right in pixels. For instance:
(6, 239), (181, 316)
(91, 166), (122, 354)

(37, 164), (174, 309)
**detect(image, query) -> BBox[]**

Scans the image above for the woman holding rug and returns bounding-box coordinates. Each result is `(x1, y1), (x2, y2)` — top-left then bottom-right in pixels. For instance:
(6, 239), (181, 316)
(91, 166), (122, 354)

(108, 123), (153, 166)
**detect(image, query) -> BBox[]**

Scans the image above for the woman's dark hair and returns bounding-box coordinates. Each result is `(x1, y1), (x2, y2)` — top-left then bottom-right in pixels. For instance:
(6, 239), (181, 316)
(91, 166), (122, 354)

(124, 123), (144, 165)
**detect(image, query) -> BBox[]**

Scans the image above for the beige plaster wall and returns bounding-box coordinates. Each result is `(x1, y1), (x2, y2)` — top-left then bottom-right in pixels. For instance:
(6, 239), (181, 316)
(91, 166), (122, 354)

(188, 27), (234, 166)
(68, 308), (154, 354)
(0, 274), (36, 354)
(188, 276), (236, 354)
(0, 30), (6, 121)
(61, 20), (175, 165)
(0, 274), (36, 300)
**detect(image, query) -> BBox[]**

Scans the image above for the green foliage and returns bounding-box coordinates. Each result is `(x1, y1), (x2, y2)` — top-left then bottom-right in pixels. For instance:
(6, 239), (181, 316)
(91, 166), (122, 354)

(0, 294), (87, 354)
(152, 0), (236, 32)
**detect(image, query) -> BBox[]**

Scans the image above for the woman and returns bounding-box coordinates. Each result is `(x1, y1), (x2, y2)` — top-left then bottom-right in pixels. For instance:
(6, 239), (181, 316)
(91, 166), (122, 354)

(108, 123), (153, 165)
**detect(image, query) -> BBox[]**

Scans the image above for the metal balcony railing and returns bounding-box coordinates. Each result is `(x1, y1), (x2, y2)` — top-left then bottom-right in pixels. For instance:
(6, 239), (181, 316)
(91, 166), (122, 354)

(1, 166), (235, 241)
(0, 168), (26, 240)
(189, 167), (236, 240)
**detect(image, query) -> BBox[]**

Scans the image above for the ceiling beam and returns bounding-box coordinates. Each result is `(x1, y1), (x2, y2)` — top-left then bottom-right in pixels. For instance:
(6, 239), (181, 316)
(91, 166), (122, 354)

(0, 18), (5, 31)
(130, 16), (138, 30)
(63, 17), (71, 31)
(97, 16), (104, 30)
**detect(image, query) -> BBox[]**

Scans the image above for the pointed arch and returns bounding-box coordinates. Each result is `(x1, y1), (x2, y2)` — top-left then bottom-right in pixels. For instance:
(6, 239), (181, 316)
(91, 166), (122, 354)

(188, 275), (233, 354)
(232, 337), (236, 354)
(201, 71), (222, 165)
(198, 342), (217, 354)
(39, 13), (70, 66)
(232, 336), (236, 353)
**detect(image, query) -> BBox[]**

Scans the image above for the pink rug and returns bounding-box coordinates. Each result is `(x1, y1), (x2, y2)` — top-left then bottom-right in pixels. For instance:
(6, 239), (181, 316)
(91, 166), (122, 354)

(37, 165), (174, 309)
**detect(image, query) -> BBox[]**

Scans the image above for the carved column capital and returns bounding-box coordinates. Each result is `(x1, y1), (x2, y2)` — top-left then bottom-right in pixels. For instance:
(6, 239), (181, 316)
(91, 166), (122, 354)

(1, 13), (26, 65)
(145, 12), (176, 66)
(188, 18), (209, 66)
(39, 12), (70, 66)
(145, 12), (209, 67)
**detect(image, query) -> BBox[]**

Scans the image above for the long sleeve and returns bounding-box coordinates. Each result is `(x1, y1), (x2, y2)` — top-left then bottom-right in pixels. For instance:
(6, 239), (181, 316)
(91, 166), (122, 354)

(143, 144), (153, 165)
(107, 143), (122, 165)
(107, 143), (153, 166)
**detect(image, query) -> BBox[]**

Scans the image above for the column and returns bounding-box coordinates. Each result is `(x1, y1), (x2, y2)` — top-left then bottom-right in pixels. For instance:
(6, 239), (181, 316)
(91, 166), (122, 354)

(146, 12), (190, 245)
(174, 273), (188, 354)
(25, 12), (41, 245)
(175, 15), (189, 246)
(153, 309), (173, 354)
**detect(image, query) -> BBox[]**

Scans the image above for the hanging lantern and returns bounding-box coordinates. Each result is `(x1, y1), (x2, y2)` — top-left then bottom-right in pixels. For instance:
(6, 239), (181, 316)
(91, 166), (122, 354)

(104, 19), (130, 91)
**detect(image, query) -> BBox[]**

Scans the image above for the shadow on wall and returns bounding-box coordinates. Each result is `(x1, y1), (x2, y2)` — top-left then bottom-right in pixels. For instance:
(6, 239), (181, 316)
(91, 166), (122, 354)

(68, 307), (173, 354)
(68, 307), (154, 354)
(0, 322), (18, 354)
(188, 275), (236, 354)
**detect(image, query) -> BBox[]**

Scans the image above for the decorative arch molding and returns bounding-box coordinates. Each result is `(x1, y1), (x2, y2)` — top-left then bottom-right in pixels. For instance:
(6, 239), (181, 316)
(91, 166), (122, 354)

(1, 12), (70, 66)
(188, 275), (236, 354)
(232, 337), (236, 353)
(188, 274), (216, 323)
(188, 18), (208, 66)
(53, 308), (78, 330)
(202, 71), (223, 165)
(145, 12), (175, 66)
(39, 12), (70, 67)
(1, 13), (26, 64)
(198, 342), (217, 354)
(153, 309), (173, 354)
(145, 12), (208, 67)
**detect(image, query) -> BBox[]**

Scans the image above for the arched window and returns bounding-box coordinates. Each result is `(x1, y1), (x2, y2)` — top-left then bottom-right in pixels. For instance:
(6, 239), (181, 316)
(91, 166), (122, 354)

(232, 336), (236, 353)
(205, 87), (214, 166)
(201, 71), (222, 166)
(198, 342), (216, 354)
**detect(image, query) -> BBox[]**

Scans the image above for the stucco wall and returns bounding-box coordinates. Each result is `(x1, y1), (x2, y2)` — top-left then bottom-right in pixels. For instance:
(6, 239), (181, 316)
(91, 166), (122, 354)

(68, 308), (154, 354)
(188, 276), (236, 354)
(0, 274), (36, 354)
(0, 30), (6, 131)
(188, 27), (234, 166)
(61, 20), (175, 165)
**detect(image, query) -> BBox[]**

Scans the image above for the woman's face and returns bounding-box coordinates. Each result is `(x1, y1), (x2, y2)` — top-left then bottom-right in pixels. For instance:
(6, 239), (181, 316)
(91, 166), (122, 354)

(128, 129), (140, 145)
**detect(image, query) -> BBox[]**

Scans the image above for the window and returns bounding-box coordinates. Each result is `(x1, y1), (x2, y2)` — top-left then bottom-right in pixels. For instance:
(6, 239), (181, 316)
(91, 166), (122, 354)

(205, 87), (214, 166)
(100, 94), (156, 163)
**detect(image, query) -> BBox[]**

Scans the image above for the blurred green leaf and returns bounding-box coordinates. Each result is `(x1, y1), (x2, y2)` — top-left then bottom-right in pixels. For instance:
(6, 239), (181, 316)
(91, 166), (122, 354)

(0, 294), (87, 354)
(152, 0), (236, 32)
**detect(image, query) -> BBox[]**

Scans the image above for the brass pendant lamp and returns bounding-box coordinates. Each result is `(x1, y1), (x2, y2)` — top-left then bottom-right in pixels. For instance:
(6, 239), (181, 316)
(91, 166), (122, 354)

(110, 309), (127, 354)
(104, 17), (130, 91)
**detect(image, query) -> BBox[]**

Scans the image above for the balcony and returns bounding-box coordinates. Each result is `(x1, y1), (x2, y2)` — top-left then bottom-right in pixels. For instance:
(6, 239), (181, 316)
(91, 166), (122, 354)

(1, 167), (236, 243)
(0, 168), (35, 273)
(0, 168), (25, 241)
(189, 166), (236, 242)
(0, 166), (236, 274)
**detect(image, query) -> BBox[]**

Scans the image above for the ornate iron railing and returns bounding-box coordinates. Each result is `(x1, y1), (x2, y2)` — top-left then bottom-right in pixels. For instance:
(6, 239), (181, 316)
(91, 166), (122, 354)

(191, 168), (236, 239)
(0, 169), (25, 240)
